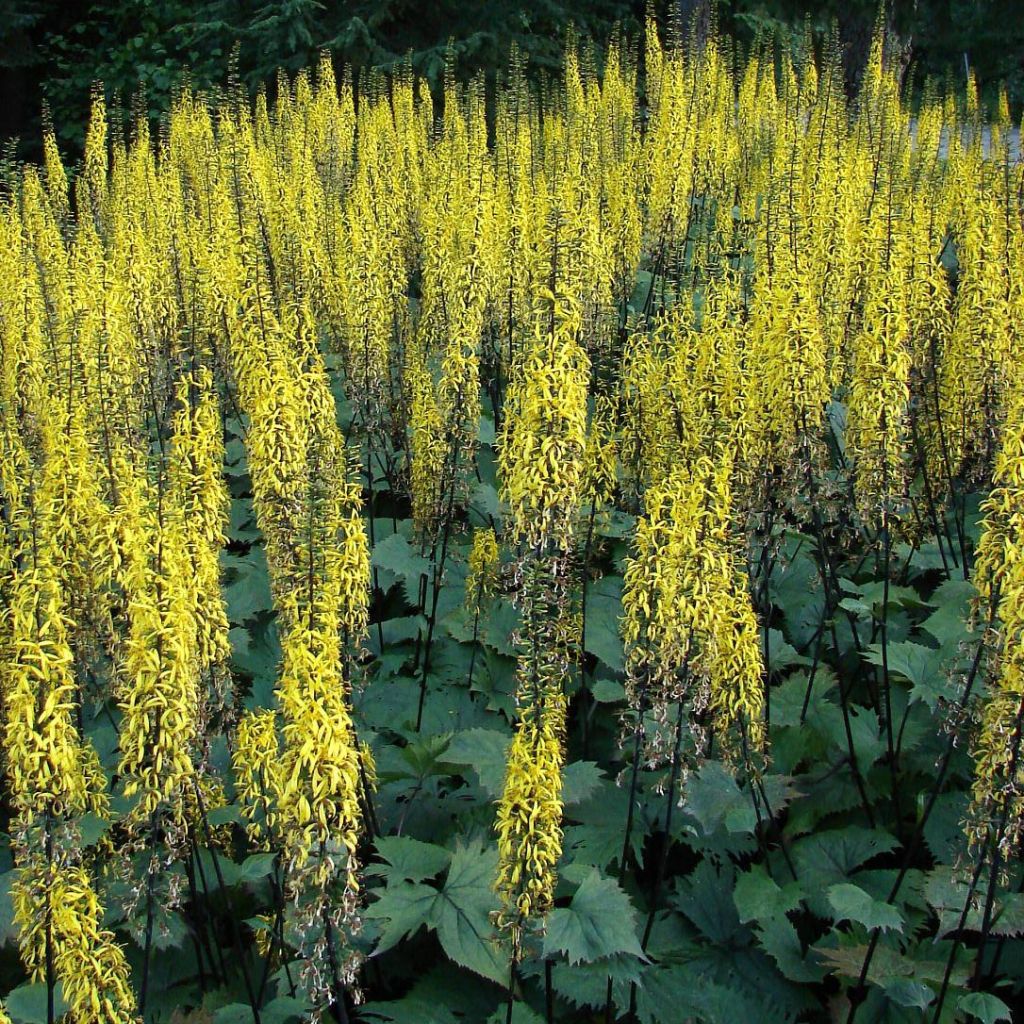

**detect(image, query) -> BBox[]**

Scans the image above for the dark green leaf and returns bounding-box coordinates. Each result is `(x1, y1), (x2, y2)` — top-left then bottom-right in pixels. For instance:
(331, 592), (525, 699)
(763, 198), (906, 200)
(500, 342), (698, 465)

(543, 870), (645, 965)
(430, 844), (506, 984)
(958, 993), (1012, 1023)
(5, 983), (69, 1024)
(484, 1005), (544, 1023)
(672, 861), (746, 945)
(365, 879), (438, 955)
(562, 761), (603, 806)
(828, 883), (905, 932)
(584, 574), (625, 672)
(919, 579), (976, 646)
(368, 837), (451, 884)
(260, 996), (310, 1024)
(756, 915), (826, 983)
(445, 728), (510, 797)
(791, 828), (900, 918)
(76, 811), (111, 847)
(238, 852), (278, 884)
(733, 864), (802, 924)
(372, 532), (432, 608)
(214, 1005), (257, 1024)
(884, 980), (934, 1010)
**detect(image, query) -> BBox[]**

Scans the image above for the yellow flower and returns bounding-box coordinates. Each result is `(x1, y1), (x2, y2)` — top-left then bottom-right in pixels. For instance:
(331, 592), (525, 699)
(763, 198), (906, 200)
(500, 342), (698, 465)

(2, 549), (107, 827)
(495, 687), (567, 952)
(499, 283), (590, 549)
(168, 370), (231, 687)
(969, 379), (1024, 853)
(466, 527), (500, 612)
(621, 458), (765, 759)
(14, 858), (139, 1024)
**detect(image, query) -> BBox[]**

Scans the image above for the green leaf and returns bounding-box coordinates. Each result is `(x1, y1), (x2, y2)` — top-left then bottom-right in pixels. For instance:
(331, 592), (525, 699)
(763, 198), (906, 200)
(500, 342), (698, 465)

(479, 598), (521, 657)
(682, 760), (753, 836)
(485, 1005), (544, 1024)
(214, 1005), (257, 1024)
(562, 761), (603, 806)
(0, 870), (16, 945)
(864, 641), (948, 709)
(816, 942), (969, 990)
(238, 852), (278, 884)
(630, 960), (799, 1024)
(919, 579), (976, 645)
(477, 416), (496, 447)
(756, 915), (826, 983)
(229, 497), (260, 541)
(430, 844), (506, 984)
(733, 864), (802, 924)
(921, 791), (970, 864)
(923, 866), (985, 936)
(544, 870), (645, 965)
(5, 983), (69, 1024)
(884, 980), (934, 1011)
(828, 883), (905, 932)
(259, 996), (310, 1024)
(445, 728), (510, 797)
(397, 734), (455, 778)
(990, 892), (1024, 936)
(845, 581), (928, 616)
(224, 436), (247, 469)
(672, 861), (746, 945)
(584, 574), (625, 672)
(361, 964), (495, 1023)
(791, 828), (900, 918)
(537, 952), (643, 1012)
(958, 993), (1012, 1023)
(372, 533), (432, 608)
(365, 879), (438, 955)
(231, 620), (281, 700)
(359, 996), (458, 1024)
(765, 628), (809, 672)
(222, 551), (274, 624)
(591, 678), (625, 703)
(376, 615), (427, 648)
(207, 804), (246, 827)
(76, 811), (111, 847)
(563, 782), (646, 870)
(368, 837), (451, 884)
(367, 843), (505, 984)
(192, 847), (241, 890)
(469, 481), (500, 524)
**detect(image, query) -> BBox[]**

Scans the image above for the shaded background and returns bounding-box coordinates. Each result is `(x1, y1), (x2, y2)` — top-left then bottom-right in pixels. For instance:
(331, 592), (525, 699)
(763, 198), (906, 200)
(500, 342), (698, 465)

(1, 0), (1022, 159)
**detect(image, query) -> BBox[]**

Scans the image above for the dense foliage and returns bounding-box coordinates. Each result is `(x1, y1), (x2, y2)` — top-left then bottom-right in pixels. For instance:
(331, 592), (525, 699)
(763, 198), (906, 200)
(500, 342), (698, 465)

(1, 18), (1024, 1024)
(2, 1), (1024, 156)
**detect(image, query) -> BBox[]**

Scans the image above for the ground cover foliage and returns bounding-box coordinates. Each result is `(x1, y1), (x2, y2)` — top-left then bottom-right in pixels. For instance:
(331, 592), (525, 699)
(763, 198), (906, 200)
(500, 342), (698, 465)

(0, 17), (1023, 1024)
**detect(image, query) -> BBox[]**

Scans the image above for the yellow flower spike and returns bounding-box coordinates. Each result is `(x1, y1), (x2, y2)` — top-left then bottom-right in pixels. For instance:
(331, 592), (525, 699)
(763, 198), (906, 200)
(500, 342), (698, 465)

(495, 689), (568, 954)
(969, 379), (1024, 854)
(499, 274), (590, 548)
(848, 224), (914, 521)
(622, 458), (765, 762)
(466, 526), (499, 602)
(168, 370), (231, 693)
(13, 858), (139, 1024)
(2, 553), (107, 826)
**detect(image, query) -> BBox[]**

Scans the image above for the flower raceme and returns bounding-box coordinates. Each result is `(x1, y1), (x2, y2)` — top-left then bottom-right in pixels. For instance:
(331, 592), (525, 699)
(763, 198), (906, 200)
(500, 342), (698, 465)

(494, 686), (567, 949)
(969, 376), (1024, 855)
(0, 16), (1021, 1020)
(499, 285), (591, 549)
(494, 224), (591, 952)
(14, 859), (138, 1024)
(466, 527), (501, 612)
(621, 457), (766, 759)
